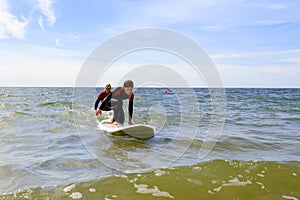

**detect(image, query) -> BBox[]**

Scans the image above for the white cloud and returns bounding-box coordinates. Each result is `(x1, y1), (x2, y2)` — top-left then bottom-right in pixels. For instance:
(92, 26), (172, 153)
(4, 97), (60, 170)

(55, 38), (60, 45)
(0, 0), (28, 39)
(212, 48), (300, 87)
(255, 20), (290, 26)
(217, 63), (300, 87)
(0, 44), (85, 86)
(212, 49), (300, 65)
(0, 0), (57, 39)
(36, 0), (56, 27)
(70, 34), (79, 40)
(38, 17), (45, 31)
(279, 57), (300, 64)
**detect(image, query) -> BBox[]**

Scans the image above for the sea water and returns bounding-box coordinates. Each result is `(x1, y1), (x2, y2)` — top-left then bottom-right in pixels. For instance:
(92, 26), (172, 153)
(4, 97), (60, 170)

(0, 87), (299, 199)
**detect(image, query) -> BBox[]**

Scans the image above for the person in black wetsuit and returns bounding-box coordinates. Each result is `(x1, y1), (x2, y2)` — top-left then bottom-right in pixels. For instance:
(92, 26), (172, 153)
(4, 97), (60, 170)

(94, 83), (112, 116)
(96, 80), (134, 126)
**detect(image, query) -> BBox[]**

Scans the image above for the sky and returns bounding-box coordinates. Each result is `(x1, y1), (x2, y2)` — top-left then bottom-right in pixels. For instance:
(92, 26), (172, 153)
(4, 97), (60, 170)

(1, 0), (300, 87)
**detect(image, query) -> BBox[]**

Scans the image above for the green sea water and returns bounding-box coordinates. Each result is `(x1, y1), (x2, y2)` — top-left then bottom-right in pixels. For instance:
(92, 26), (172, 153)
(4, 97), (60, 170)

(1, 160), (299, 200)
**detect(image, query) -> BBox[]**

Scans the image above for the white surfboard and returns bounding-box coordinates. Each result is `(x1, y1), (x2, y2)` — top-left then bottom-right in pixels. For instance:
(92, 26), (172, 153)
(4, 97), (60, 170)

(98, 119), (155, 138)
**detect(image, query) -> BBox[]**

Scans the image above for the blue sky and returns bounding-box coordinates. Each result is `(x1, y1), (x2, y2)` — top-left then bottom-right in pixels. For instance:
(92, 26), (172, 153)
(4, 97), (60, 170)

(1, 0), (300, 87)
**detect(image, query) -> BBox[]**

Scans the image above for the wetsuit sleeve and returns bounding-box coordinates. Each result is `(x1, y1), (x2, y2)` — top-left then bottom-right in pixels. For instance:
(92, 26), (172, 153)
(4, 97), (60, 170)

(94, 99), (100, 110)
(94, 91), (105, 110)
(128, 93), (134, 121)
(99, 92), (112, 110)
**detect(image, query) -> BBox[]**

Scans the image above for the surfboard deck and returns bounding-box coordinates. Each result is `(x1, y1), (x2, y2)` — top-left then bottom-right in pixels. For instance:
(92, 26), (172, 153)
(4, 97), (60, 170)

(98, 119), (155, 138)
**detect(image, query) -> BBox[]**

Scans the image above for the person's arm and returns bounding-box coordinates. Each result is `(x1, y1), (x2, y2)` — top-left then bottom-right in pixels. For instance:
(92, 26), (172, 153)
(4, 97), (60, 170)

(95, 92), (105, 116)
(128, 93), (134, 124)
(95, 91), (107, 110)
(99, 92), (112, 110)
(94, 99), (100, 110)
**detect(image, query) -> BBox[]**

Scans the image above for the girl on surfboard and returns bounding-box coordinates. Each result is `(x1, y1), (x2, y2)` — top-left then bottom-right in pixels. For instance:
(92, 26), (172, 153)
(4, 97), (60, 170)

(96, 80), (134, 127)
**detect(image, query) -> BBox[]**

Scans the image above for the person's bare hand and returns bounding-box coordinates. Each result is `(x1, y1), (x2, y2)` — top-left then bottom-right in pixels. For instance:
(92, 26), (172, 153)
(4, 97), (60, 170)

(95, 109), (102, 116)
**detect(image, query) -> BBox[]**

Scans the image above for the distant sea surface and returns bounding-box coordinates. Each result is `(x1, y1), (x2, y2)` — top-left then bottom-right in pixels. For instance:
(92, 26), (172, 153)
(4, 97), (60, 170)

(0, 87), (299, 199)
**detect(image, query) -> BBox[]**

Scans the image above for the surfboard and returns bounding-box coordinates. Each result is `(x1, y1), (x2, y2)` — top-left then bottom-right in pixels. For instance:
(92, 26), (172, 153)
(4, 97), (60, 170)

(98, 119), (155, 138)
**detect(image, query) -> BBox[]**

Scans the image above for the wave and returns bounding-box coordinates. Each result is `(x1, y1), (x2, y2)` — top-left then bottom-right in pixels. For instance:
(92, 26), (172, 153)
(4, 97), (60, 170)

(1, 160), (299, 199)
(37, 101), (73, 108)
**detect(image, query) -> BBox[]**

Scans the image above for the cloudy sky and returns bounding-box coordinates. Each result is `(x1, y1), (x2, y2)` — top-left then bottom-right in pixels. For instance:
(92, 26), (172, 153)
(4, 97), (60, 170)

(1, 0), (300, 87)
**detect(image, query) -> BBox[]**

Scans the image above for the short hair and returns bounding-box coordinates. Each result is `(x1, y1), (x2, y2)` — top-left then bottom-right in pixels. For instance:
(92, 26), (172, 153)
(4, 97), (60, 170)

(105, 83), (111, 89)
(123, 80), (134, 88)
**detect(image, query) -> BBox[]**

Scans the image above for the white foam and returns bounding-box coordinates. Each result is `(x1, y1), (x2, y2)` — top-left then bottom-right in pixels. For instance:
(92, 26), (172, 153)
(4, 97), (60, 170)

(257, 173), (265, 177)
(213, 186), (222, 192)
(192, 166), (202, 172)
(222, 178), (252, 187)
(154, 169), (166, 176)
(69, 192), (83, 199)
(63, 184), (76, 193)
(20, 193), (29, 199)
(104, 194), (117, 199)
(89, 188), (96, 193)
(282, 195), (298, 200)
(256, 182), (265, 189)
(187, 178), (203, 186)
(134, 183), (174, 199)
(129, 177), (139, 183)
(120, 175), (128, 179)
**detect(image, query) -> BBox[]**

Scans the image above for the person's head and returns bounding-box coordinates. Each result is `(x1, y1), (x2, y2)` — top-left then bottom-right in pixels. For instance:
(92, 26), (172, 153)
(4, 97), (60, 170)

(123, 80), (134, 95)
(105, 83), (111, 92)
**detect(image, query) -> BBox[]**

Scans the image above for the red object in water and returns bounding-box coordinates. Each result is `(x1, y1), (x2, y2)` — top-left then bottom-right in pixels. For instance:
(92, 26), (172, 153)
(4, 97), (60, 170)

(163, 90), (168, 94)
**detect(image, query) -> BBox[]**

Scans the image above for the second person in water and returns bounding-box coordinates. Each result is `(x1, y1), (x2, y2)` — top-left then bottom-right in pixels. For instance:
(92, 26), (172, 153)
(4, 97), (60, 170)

(96, 80), (134, 126)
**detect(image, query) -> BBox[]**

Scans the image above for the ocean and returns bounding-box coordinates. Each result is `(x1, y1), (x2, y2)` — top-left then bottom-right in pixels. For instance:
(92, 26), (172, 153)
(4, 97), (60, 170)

(0, 87), (299, 199)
